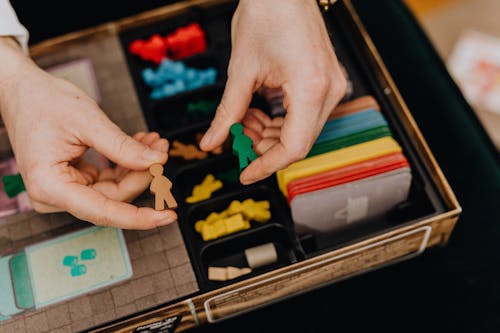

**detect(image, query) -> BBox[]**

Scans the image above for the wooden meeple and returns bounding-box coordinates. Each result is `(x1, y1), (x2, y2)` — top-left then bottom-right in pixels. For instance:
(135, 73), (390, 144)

(26, 0), (461, 332)
(149, 163), (178, 210)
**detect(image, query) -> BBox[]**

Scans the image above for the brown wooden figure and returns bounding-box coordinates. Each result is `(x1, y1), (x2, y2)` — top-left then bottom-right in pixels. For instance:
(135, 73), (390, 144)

(149, 163), (178, 210)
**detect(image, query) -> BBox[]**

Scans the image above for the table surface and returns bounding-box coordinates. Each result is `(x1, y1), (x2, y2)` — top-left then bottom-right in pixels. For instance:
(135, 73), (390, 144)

(10, 0), (500, 332)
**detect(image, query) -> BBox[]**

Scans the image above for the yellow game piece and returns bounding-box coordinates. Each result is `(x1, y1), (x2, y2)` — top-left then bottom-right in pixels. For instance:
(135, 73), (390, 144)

(194, 199), (270, 241)
(197, 213), (250, 241)
(276, 137), (402, 197)
(199, 220), (227, 241)
(195, 212), (219, 233)
(194, 220), (204, 233)
(206, 211), (227, 223)
(226, 199), (271, 222)
(223, 213), (250, 234)
(186, 174), (223, 203)
(241, 199), (271, 222)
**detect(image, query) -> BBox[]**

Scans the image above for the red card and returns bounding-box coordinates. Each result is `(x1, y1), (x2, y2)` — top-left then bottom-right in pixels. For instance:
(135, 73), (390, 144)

(287, 152), (409, 203)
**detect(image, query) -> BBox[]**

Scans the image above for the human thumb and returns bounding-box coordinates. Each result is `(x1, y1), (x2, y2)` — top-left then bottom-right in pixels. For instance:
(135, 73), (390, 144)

(84, 117), (167, 170)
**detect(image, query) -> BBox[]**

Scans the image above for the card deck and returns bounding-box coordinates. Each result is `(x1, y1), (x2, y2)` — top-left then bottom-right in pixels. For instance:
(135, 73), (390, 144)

(290, 167), (412, 233)
(287, 152), (409, 202)
(277, 137), (402, 196)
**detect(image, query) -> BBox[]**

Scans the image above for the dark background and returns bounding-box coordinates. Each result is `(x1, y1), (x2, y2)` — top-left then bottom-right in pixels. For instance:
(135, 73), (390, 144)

(10, 0), (500, 332)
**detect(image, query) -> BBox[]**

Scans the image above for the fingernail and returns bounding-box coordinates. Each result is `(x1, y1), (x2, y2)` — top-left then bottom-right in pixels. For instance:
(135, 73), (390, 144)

(143, 148), (164, 163)
(240, 175), (255, 185)
(160, 141), (169, 153)
(157, 215), (177, 226)
(199, 129), (214, 149)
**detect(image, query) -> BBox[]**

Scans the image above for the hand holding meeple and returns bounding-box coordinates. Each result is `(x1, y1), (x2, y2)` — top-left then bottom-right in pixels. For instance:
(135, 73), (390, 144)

(0, 37), (177, 229)
(200, 0), (347, 184)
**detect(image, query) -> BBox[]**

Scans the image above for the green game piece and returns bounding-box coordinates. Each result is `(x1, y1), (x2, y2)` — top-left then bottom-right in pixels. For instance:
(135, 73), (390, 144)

(62, 255), (79, 267)
(186, 99), (219, 116)
(2, 173), (26, 198)
(70, 264), (87, 277)
(230, 123), (257, 171)
(80, 248), (97, 261)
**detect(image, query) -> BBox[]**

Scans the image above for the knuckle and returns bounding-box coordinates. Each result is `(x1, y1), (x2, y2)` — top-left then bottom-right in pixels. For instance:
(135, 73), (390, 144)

(287, 144), (309, 162)
(227, 58), (244, 79)
(214, 100), (231, 122)
(310, 73), (330, 92)
(113, 133), (134, 158)
(300, 71), (330, 101)
(333, 74), (348, 101)
(94, 198), (113, 227)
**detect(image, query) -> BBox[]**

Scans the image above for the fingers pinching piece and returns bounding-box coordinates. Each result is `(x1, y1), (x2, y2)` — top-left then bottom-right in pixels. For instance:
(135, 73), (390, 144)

(230, 123), (258, 172)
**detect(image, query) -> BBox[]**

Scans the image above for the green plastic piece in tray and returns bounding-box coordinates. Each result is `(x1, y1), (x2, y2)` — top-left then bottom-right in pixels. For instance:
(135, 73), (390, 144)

(186, 99), (219, 116)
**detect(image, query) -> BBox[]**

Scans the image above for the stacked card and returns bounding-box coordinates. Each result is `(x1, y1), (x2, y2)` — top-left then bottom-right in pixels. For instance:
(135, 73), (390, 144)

(276, 96), (412, 234)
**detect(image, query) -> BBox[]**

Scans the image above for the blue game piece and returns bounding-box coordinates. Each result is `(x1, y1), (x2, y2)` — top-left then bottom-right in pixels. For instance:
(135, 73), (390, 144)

(143, 59), (218, 99)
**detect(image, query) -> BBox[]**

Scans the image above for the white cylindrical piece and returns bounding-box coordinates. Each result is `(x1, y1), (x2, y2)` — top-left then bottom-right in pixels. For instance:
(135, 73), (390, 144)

(244, 243), (278, 269)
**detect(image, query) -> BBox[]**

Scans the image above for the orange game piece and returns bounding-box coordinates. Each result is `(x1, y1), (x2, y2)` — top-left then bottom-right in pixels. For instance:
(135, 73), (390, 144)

(169, 140), (208, 160)
(149, 164), (178, 210)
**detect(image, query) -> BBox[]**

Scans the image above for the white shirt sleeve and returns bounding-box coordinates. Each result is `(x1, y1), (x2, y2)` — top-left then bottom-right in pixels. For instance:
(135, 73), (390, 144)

(0, 0), (29, 54)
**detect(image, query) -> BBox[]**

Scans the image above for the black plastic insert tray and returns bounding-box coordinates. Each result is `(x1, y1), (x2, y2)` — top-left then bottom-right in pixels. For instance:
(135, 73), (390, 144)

(118, 1), (447, 292)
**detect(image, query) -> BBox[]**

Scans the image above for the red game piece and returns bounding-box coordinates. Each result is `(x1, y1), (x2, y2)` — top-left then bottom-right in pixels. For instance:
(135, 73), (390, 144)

(165, 23), (207, 60)
(129, 34), (168, 64)
(129, 23), (207, 63)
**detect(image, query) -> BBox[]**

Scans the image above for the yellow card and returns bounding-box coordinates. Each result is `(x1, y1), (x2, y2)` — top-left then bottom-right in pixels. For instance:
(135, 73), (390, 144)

(276, 137), (402, 197)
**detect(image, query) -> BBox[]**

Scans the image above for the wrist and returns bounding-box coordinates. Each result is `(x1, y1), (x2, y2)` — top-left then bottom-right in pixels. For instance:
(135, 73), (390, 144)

(0, 37), (35, 116)
(0, 37), (31, 79)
